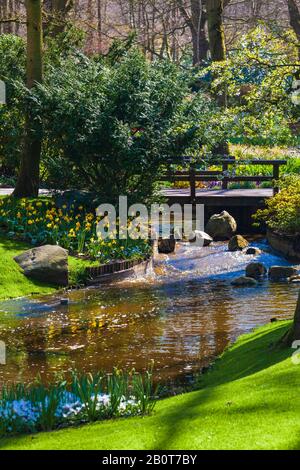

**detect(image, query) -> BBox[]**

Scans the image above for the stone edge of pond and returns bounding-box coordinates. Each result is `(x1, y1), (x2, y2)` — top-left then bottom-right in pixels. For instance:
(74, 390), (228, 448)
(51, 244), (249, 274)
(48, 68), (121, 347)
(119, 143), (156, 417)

(267, 229), (300, 262)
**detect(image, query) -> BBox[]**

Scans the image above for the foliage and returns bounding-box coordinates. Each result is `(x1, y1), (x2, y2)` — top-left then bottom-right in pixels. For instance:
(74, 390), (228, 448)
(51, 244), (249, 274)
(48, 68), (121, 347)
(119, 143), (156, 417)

(0, 30), (85, 180)
(0, 196), (151, 262)
(0, 35), (26, 176)
(0, 367), (157, 436)
(0, 34), (219, 200)
(197, 27), (299, 147)
(36, 49), (216, 203)
(254, 175), (300, 233)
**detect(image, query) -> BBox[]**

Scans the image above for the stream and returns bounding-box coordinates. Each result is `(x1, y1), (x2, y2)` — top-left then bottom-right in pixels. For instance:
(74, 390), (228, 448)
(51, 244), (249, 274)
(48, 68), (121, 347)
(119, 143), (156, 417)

(0, 238), (298, 388)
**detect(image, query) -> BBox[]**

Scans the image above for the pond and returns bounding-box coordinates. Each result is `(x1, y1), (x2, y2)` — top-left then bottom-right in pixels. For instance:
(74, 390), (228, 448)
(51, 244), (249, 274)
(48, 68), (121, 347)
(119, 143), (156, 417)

(0, 239), (298, 388)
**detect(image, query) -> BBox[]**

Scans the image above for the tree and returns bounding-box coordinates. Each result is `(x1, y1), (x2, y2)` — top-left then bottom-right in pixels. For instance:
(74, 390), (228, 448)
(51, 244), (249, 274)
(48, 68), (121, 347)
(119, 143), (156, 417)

(206, 0), (226, 61)
(287, 0), (300, 61)
(13, 0), (43, 198)
(44, 0), (74, 36)
(206, 0), (229, 153)
(176, 0), (209, 65)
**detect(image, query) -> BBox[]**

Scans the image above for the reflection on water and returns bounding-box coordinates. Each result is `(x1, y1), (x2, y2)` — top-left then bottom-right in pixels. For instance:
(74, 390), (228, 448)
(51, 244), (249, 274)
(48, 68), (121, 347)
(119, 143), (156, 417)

(0, 240), (298, 387)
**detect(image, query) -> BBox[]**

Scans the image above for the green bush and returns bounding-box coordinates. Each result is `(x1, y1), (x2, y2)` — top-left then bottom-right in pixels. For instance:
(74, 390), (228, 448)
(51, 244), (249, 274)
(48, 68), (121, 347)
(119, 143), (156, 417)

(36, 49), (216, 204)
(0, 35), (26, 177)
(254, 175), (300, 234)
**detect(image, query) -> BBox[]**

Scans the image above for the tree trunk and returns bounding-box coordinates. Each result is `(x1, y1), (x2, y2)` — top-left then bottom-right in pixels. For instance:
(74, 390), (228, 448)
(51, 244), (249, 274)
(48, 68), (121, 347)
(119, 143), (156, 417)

(191, 0), (209, 65)
(281, 290), (300, 347)
(206, 0), (226, 61)
(287, 0), (300, 62)
(206, 0), (228, 154)
(13, 0), (43, 198)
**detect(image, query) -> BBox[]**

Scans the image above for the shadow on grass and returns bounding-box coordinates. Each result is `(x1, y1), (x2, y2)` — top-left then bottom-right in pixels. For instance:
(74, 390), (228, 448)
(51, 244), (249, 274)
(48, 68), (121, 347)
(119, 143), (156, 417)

(0, 236), (59, 297)
(199, 321), (292, 387)
(0, 235), (30, 253)
(154, 321), (294, 449)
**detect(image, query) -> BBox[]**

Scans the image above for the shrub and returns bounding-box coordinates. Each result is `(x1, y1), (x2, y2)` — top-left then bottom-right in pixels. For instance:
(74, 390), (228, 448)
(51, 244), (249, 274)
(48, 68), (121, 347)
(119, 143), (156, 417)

(35, 49), (216, 204)
(254, 175), (300, 234)
(197, 27), (299, 147)
(0, 35), (26, 177)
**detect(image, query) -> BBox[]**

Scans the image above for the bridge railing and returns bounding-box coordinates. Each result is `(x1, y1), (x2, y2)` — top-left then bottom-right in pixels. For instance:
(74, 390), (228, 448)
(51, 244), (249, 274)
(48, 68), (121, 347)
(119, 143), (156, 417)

(159, 156), (287, 201)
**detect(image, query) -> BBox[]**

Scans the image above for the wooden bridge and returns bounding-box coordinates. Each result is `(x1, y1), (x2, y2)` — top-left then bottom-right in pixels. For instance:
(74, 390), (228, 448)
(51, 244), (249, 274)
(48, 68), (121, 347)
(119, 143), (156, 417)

(159, 156), (287, 232)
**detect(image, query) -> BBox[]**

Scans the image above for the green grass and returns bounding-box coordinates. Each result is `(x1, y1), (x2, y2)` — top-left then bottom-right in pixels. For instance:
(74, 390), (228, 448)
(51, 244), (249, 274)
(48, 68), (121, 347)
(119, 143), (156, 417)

(1, 321), (299, 450)
(68, 256), (100, 286)
(0, 237), (100, 300)
(0, 237), (57, 300)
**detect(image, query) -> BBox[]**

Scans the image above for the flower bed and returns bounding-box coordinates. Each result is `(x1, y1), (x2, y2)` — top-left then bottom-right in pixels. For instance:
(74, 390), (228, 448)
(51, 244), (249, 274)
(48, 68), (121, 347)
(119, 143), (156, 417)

(0, 368), (157, 436)
(0, 197), (151, 263)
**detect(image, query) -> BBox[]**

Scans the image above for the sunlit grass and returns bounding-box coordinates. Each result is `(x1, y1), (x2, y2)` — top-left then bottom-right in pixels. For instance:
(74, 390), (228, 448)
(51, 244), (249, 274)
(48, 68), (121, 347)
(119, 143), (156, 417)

(0, 237), (57, 300)
(0, 237), (98, 300)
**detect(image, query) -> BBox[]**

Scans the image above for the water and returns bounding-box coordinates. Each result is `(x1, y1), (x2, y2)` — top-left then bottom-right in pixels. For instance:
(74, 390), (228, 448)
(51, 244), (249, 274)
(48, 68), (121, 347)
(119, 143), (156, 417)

(0, 239), (298, 388)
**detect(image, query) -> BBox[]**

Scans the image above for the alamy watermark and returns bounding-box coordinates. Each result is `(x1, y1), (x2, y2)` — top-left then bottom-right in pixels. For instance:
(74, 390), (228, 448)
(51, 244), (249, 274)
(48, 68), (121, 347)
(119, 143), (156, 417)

(95, 196), (205, 246)
(0, 80), (6, 105)
(0, 341), (6, 365)
(291, 340), (300, 365)
(291, 79), (300, 106)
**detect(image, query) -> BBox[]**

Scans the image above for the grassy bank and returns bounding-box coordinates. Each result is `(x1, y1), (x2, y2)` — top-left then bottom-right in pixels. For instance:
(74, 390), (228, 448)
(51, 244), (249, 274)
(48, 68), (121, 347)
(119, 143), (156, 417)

(0, 237), (97, 300)
(0, 237), (57, 300)
(1, 321), (299, 450)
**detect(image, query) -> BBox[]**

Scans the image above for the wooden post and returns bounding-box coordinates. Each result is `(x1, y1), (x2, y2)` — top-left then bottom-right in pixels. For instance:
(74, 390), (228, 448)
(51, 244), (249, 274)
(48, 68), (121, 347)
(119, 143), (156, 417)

(190, 164), (196, 225)
(222, 161), (228, 190)
(190, 164), (196, 203)
(273, 163), (280, 195)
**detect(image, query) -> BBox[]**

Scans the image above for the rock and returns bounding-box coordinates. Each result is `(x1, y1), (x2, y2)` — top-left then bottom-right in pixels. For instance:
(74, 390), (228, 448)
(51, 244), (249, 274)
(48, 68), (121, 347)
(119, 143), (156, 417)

(205, 211), (237, 240)
(269, 266), (298, 281)
(228, 235), (249, 252)
(158, 238), (176, 254)
(14, 245), (68, 286)
(245, 247), (262, 256)
(60, 299), (69, 305)
(231, 276), (258, 287)
(189, 230), (213, 247)
(245, 262), (267, 279)
(289, 275), (300, 283)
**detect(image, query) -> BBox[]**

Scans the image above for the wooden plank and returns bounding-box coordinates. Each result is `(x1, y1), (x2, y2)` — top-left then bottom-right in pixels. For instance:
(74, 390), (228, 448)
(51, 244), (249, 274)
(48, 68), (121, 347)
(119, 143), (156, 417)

(165, 157), (287, 165)
(161, 188), (273, 198)
(160, 175), (274, 182)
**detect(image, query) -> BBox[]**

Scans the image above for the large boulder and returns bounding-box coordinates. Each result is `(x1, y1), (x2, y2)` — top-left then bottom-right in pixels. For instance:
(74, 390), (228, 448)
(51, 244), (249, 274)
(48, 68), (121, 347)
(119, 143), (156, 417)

(228, 235), (249, 252)
(269, 266), (298, 281)
(245, 262), (267, 279)
(205, 211), (237, 240)
(14, 245), (68, 286)
(231, 276), (258, 287)
(189, 230), (213, 247)
(158, 238), (176, 254)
